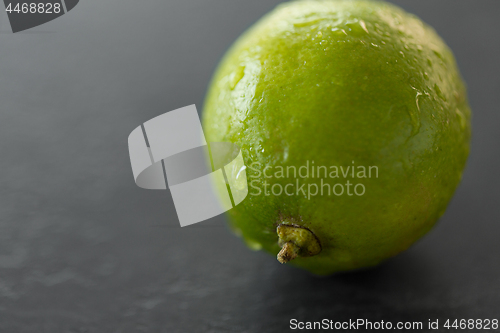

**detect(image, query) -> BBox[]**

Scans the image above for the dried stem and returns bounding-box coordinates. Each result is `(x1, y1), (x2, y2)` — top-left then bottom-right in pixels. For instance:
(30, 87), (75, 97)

(277, 242), (299, 264)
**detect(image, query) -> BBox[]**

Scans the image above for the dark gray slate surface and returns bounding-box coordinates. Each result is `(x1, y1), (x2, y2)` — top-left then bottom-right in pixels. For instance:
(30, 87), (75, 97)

(0, 0), (499, 332)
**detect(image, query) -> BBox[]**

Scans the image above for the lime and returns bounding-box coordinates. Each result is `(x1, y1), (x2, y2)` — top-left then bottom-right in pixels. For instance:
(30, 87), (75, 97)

(202, 0), (471, 275)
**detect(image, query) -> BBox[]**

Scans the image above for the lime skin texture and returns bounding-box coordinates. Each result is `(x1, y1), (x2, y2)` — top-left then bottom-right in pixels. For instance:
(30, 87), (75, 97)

(202, 0), (471, 275)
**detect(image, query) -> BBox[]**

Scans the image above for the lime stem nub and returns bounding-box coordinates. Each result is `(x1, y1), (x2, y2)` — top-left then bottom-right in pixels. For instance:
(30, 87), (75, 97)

(277, 242), (299, 264)
(276, 224), (322, 264)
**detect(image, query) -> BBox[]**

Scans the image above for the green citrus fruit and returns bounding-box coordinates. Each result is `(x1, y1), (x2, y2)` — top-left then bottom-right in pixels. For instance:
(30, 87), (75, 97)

(202, 0), (471, 275)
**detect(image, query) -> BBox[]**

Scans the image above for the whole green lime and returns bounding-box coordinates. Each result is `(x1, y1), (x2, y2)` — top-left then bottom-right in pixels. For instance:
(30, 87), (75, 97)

(202, 0), (471, 275)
